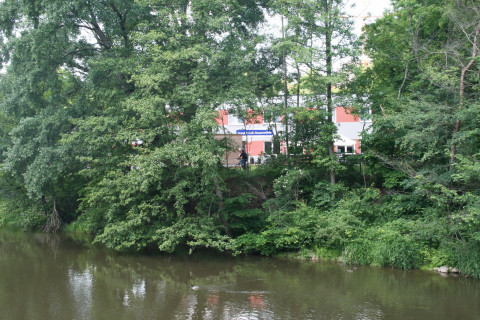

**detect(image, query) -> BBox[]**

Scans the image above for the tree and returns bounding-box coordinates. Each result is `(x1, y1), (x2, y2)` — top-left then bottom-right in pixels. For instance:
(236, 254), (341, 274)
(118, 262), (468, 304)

(0, 0), (152, 231)
(355, 0), (480, 177)
(269, 0), (360, 183)
(67, 0), (271, 251)
(349, 0), (480, 276)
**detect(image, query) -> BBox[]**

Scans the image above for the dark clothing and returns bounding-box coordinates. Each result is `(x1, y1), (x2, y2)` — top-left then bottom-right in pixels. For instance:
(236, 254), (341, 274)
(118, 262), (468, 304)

(239, 151), (248, 170)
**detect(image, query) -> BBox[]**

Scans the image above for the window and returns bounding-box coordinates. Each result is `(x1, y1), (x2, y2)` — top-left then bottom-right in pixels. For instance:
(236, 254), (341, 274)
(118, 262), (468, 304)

(338, 146), (354, 154)
(273, 140), (280, 154)
(264, 141), (272, 154)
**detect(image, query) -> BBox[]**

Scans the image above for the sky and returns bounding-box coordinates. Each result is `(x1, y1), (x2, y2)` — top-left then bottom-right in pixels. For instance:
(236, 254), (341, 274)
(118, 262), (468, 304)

(350, 0), (392, 17)
(260, 0), (393, 70)
(264, 0), (393, 37)
(348, 0), (392, 35)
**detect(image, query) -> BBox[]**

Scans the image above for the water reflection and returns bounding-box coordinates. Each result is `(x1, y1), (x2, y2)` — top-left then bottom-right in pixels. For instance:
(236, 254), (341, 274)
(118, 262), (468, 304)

(0, 230), (479, 320)
(69, 268), (93, 319)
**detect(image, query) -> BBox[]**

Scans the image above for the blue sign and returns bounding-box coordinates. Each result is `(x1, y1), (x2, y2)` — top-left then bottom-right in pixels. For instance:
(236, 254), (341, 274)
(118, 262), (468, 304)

(236, 129), (273, 136)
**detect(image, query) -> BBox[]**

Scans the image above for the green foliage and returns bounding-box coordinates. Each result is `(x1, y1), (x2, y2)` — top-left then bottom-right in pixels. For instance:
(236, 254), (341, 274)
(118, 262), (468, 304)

(0, 110), (13, 159)
(453, 241), (480, 279)
(223, 193), (265, 235)
(350, 0), (453, 110)
(344, 225), (424, 270)
(311, 246), (341, 261)
(0, 168), (46, 230)
(315, 209), (364, 249)
(269, 168), (310, 208)
(0, 198), (46, 231)
(71, 107), (237, 252)
(235, 204), (319, 255)
(362, 100), (455, 182)
(314, 188), (378, 249)
(0, 0), (151, 232)
(422, 245), (454, 270)
(153, 216), (236, 254)
(311, 181), (346, 208)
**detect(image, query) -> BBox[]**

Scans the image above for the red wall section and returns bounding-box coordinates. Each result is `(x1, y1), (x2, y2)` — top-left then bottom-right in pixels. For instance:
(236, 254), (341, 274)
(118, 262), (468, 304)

(336, 107), (359, 122)
(355, 139), (361, 154)
(216, 110), (229, 125)
(247, 141), (265, 156)
(246, 110), (263, 124)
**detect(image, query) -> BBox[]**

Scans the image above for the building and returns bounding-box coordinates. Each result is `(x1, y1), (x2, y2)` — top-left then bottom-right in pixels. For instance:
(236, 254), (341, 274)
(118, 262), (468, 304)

(215, 101), (372, 164)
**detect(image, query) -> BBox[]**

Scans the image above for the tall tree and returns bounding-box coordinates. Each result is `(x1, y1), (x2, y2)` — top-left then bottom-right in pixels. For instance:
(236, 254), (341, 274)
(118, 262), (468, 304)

(354, 0), (480, 176)
(67, 0), (271, 251)
(0, 0), (152, 231)
(349, 0), (480, 253)
(269, 0), (359, 183)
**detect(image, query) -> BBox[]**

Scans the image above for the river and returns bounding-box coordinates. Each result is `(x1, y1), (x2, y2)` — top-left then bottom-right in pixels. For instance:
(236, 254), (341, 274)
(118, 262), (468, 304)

(0, 230), (479, 320)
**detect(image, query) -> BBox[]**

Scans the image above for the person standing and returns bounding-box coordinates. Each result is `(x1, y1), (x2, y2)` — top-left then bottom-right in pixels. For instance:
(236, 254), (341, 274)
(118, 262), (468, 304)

(239, 149), (248, 170)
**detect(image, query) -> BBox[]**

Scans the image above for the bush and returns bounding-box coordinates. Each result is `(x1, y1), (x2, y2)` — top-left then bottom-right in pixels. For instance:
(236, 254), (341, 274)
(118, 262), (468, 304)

(344, 225), (424, 269)
(313, 188), (379, 249)
(0, 177), (46, 231)
(235, 204), (319, 255)
(453, 241), (480, 279)
(315, 210), (364, 248)
(222, 194), (266, 236)
(311, 181), (346, 209)
(421, 245), (454, 269)
(265, 168), (311, 211)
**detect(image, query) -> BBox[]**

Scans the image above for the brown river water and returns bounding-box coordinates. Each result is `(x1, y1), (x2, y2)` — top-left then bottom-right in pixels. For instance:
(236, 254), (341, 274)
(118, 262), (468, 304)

(0, 230), (479, 320)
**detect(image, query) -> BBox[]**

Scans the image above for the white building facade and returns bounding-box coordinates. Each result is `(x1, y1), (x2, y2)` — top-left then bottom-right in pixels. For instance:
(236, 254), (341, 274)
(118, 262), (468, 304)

(215, 103), (372, 164)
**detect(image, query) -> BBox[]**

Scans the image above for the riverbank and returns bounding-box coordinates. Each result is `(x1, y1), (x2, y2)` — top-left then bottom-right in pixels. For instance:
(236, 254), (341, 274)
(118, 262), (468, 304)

(275, 248), (472, 279)
(1, 163), (480, 280)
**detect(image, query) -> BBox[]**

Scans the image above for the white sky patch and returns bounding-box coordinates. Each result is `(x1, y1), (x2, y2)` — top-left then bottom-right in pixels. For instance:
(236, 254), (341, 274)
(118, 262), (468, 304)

(263, 0), (392, 37)
(350, 0), (392, 16)
(348, 0), (392, 35)
(261, 0), (392, 73)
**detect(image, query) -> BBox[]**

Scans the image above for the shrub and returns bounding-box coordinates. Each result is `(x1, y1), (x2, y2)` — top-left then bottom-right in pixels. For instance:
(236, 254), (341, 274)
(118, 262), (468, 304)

(0, 176), (46, 231)
(453, 241), (480, 279)
(421, 245), (454, 269)
(235, 204), (319, 255)
(344, 225), (424, 269)
(311, 181), (346, 209)
(313, 188), (379, 249)
(222, 194), (266, 236)
(315, 209), (364, 248)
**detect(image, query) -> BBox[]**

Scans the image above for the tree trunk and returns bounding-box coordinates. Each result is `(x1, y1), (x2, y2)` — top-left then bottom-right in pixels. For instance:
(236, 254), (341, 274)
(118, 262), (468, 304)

(43, 195), (62, 234)
(324, 0), (336, 185)
(282, 15), (290, 158)
(294, 63), (301, 161)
